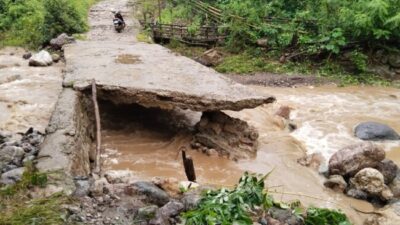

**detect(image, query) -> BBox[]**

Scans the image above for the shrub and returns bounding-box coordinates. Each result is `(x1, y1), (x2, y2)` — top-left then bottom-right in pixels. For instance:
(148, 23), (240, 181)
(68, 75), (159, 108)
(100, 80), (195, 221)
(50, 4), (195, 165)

(0, 0), (96, 48)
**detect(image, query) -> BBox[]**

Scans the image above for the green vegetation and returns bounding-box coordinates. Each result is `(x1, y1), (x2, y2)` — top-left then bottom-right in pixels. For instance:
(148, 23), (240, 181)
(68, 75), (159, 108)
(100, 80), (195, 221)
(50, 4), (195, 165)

(305, 207), (351, 225)
(182, 172), (352, 225)
(138, 0), (400, 85)
(0, 164), (69, 225)
(0, 0), (97, 48)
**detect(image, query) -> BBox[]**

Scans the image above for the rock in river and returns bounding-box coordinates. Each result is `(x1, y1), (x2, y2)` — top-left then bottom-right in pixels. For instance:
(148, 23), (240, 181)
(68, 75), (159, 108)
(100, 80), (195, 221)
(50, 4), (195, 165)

(376, 159), (399, 185)
(328, 142), (385, 177)
(355, 122), (400, 141)
(29, 50), (53, 67)
(349, 168), (393, 201)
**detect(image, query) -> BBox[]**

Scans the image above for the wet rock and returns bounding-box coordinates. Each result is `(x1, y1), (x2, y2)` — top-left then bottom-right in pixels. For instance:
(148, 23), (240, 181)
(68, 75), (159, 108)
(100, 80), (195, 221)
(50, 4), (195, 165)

(182, 190), (202, 210)
(328, 143), (385, 177)
(205, 148), (218, 157)
(269, 207), (303, 225)
(297, 153), (324, 170)
(50, 33), (76, 50)
(355, 122), (400, 141)
(179, 181), (200, 192)
(22, 52), (32, 60)
(74, 178), (91, 197)
(350, 168), (393, 201)
(0, 146), (25, 171)
(346, 188), (369, 200)
(51, 53), (61, 63)
(132, 181), (170, 206)
(104, 170), (133, 184)
(29, 50), (53, 67)
(275, 106), (292, 120)
(388, 54), (400, 68)
(0, 167), (25, 185)
(90, 177), (109, 196)
(193, 111), (259, 160)
(260, 216), (285, 225)
(389, 171), (400, 198)
(160, 200), (184, 217)
(324, 175), (347, 193)
(152, 177), (181, 197)
(196, 49), (223, 67)
(376, 159), (398, 184)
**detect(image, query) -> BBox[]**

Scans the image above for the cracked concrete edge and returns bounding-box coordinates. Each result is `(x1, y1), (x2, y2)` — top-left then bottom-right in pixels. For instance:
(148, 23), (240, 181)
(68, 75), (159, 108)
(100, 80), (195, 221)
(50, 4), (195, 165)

(72, 83), (276, 111)
(37, 88), (93, 192)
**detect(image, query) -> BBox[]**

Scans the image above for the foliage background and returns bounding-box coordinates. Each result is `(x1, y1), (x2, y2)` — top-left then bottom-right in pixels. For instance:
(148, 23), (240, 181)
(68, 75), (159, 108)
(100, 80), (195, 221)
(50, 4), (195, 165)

(0, 0), (96, 48)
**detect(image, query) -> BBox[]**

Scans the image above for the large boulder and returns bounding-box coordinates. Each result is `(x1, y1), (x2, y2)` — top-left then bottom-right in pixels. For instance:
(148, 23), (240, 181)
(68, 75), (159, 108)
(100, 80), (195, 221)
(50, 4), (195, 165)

(50, 33), (76, 50)
(355, 122), (400, 141)
(349, 168), (393, 201)
(132, 181), (170, 206)
(29, 50), (53, 67)
(328, 143), (385, 177)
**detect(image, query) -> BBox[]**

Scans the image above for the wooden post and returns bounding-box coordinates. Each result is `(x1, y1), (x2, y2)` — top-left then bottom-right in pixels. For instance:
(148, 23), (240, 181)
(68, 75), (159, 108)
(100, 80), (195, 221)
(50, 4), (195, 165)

(92, 79), (102, 174)
(181, 148), (196, 182)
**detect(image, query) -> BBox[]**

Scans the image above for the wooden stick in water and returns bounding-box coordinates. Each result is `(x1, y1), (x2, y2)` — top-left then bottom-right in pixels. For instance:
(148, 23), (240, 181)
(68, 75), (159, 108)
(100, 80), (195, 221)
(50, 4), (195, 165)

(181, 147), (196, 182)
(92, 79), (102, 174)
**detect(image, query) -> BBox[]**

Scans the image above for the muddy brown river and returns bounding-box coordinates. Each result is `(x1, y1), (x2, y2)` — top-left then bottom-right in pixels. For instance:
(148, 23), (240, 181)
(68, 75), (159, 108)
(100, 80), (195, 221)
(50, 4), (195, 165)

(100, 85), (399, 223)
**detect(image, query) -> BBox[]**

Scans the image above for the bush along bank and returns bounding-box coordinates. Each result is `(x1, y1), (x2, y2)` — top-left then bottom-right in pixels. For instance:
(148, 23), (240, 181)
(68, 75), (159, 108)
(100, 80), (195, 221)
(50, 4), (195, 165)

(0, 0), (96, 49)
(181, 172), (351, 225)
(138, 0), (400, 86)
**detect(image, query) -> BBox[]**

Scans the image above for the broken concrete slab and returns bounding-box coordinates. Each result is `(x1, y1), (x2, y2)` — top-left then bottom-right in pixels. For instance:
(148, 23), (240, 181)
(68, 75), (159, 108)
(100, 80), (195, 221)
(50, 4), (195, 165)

(37, 88), (94, 178)
(63, 41), (275, 111)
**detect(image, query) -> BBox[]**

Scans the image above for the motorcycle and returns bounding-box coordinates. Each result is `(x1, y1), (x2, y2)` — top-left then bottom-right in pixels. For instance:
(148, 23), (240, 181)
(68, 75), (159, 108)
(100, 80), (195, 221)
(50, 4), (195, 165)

(113, 18), (125, 33)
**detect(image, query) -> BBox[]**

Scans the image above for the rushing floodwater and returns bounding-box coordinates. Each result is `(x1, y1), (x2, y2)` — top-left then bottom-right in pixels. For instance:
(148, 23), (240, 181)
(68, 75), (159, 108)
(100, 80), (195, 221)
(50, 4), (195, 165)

(100, 76), (399, 225)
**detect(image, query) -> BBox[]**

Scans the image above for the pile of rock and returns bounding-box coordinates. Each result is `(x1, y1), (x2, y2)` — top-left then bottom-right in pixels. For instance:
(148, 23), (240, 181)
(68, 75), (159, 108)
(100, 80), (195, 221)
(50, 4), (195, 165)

(324, 142), (399, 203)
(65, 171), (204, 225)
(192, 111), (259, 161)
(26, 33), (76, 67)
(0, 128), (44, 185)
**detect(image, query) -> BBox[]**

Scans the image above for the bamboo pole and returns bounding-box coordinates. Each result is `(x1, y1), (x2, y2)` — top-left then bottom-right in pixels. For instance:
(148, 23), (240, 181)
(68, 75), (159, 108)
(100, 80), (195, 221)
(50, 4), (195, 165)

(92, 79), (102, 174)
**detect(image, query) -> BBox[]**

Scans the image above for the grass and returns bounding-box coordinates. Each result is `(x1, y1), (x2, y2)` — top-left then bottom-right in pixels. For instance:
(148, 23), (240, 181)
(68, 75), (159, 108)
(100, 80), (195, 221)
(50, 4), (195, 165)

(0, 164), (70, 225)
(136, 31), (153, 43)
(163, 43), (392, 86)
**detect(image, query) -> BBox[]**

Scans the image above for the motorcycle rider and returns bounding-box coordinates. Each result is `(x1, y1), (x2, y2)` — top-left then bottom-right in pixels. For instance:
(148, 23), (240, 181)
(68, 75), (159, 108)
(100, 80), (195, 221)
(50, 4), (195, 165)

(114, 11), (125, 25)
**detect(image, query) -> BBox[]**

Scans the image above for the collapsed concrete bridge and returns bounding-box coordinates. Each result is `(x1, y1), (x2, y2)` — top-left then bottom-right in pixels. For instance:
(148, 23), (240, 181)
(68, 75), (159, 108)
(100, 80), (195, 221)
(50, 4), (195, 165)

(36, 0), (275, 191)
